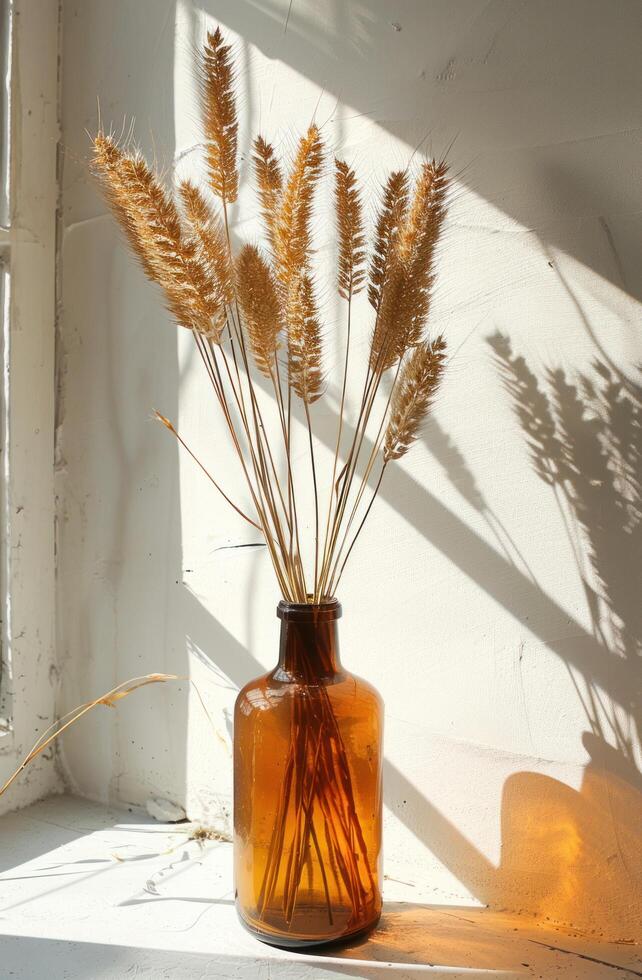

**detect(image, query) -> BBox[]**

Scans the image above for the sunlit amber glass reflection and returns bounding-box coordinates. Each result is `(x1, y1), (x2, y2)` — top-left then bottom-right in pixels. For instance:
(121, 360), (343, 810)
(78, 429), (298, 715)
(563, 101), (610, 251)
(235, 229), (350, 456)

(234, 599), (383, 946)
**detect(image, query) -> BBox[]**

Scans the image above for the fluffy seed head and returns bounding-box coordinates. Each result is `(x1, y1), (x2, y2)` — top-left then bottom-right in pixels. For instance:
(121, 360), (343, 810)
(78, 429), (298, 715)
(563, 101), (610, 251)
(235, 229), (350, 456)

(368, 169), (409, 312)
(253, 136), (283, 255)
(92, 134), (224, 339)
(335, 158), (365, 299)
(200, 28), (238, 203)
(383, 337), (446, 461)
(273, 124), (324, 292)
(370, 160), (448, 373)
(178, 179), (234, 306)
(236, 244), (282, 378)
(287, 273), (324, 403)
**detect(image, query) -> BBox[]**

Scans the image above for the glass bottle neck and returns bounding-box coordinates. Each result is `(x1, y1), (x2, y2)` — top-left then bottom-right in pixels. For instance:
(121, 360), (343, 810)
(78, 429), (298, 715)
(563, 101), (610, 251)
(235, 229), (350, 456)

(276, 601), (342, 678)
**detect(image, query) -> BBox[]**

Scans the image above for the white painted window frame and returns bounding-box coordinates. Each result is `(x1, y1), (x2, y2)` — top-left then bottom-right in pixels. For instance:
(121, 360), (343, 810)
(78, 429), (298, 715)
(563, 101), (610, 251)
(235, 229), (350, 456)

(0, 0), (60, 813)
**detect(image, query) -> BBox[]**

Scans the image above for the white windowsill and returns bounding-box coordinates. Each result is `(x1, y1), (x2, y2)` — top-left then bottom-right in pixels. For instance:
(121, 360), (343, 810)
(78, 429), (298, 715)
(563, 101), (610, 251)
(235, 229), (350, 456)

(0, 795), (638, 979)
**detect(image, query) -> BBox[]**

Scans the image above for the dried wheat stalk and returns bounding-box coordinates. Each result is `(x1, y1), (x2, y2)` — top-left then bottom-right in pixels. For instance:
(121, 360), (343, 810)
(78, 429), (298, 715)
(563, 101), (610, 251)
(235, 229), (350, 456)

(178, 179), (234, 306)
(253, 136), (283, 255)
(368, 169), (409, 312)
(370, 160), (448, 373)
(94, 135), (225, 339)
(0, 674), (178, 799)
(384, 337), (447, 461)
(85, 29), (456, 934)
(235, 244), (282, 378)
(335, 158), (366, 300)
(200, 27), (238, 205)
(91, 27), (450, 604)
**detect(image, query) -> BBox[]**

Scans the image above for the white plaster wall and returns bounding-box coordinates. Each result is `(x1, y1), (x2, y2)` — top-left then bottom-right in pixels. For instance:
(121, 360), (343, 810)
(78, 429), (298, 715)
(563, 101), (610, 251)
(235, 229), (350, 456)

(57, 0), (641, 940)
(0, 0), (62, 817)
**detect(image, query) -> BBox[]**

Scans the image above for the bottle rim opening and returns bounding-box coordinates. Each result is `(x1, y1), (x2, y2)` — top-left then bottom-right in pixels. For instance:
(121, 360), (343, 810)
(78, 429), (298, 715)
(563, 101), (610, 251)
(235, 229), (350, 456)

(277, 597), (342, 622)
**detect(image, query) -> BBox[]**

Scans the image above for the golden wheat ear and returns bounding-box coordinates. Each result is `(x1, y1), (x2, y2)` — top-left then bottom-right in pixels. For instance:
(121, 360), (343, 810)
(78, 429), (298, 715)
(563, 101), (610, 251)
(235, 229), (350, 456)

(200, 27), (239, 204)
(383, 336), (446, 461)
(253, 136), (283, 254)
(288, 273), (324, 404)
(335, 158), (365, 300)
(92, 133), (163, 283)
(273, 125), (324, 400)
(397, 159), (449, 266)
(368, 169), (409, 312)
(370, 160), (449, 373)
(274, 124), (324, 291)
(236, 244), (282, 378)
(178, 179), (234, 307)
(92, 134), (224, 339)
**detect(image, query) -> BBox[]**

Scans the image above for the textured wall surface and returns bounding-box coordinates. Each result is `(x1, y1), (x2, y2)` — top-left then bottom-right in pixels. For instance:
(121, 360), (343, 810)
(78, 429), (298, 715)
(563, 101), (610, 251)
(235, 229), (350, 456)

(0, 0), (61, 817)
(57, 0), (641, 939)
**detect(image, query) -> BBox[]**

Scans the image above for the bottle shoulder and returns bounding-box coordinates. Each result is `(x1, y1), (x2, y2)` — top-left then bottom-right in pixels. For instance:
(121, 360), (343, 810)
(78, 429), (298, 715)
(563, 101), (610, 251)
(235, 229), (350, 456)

(234, 667), (382, 718)
(234, 671), (273, 716)
(345, 670), (383, 709)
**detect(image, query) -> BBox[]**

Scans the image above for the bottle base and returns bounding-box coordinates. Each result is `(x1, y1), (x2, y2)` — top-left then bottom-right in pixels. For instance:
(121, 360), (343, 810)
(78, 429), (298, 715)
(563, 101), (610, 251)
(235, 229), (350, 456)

(236, 903), (382, 949)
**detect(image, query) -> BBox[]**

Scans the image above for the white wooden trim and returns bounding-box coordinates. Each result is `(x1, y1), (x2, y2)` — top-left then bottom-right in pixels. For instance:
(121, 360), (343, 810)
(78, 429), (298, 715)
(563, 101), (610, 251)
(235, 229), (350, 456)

(0, 0), (61, 813)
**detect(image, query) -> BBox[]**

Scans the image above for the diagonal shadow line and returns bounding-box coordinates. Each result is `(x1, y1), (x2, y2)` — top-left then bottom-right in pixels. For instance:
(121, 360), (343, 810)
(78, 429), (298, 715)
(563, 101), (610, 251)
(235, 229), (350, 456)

(172, 4), (630, 715)
(182, 589), (497, 904)
(170, 0), (637, 717)
(182, 594), (641, 921)
(383, 759), (496, 904)
(235, 368), (633, 715)
(198, 0), (642, 308)
(369, 462), (630, 710)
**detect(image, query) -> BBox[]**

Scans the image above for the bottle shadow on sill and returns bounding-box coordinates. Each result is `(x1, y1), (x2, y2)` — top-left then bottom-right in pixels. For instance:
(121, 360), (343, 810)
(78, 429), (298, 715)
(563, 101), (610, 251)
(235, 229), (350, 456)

(314, 900), (640, 978)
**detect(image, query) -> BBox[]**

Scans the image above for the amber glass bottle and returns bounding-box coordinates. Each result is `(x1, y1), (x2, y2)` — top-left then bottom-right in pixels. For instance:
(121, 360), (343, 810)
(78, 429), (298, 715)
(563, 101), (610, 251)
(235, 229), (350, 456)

(234, 598), (383, 947)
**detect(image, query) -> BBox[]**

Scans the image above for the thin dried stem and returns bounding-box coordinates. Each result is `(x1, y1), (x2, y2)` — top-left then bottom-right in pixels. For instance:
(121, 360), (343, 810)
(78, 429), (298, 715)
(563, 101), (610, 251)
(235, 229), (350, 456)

(93, 27), (451, 606)
(326, 360), (402, 593)
(0, 675), (177, 799)
(304, 401), (320, 597)
(154, 411), (263, 532)
(332, 464), (387, 595)
(327, 336), (446, 592)
(221, 224), (301, 595)
(318, 162), (366, 599)
(195, 330), (294, 598)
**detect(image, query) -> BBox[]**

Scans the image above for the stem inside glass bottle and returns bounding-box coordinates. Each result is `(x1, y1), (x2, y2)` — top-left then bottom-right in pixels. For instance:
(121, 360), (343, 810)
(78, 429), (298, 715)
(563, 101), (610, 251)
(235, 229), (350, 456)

(256, 599), (375, 930)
